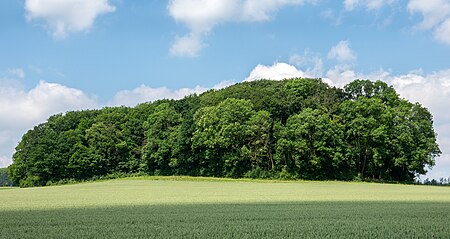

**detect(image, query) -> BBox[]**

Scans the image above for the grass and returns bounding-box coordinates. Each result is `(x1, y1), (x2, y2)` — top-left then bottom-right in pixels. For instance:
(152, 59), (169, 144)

(1, 177), (450, 238)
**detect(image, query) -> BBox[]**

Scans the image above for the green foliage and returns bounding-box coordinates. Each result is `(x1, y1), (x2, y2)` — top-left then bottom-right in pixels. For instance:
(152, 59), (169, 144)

(142, 102), (182, 174)
(8, 78), (441, 186)
(276, 109), (348, 179)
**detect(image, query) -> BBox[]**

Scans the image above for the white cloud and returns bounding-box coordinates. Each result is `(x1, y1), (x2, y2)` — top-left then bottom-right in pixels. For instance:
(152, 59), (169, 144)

(408, 0), (450, 45)
(324, 64), (359, 87)
(0, 81), (97, 128)
(344, 0), (396, 11)
(25, 0), (116, 38)
(391, 69), (450, 123)
(244, 62), (305, 82)
(324, 64), (390, 87)
(109, 85), (208, 107)
(0, 155), (10, 168)
(327, 41), (357, 62)
(240, 0), (314, 21)
(212, 80), (235, 90)
(170, 34), (205, 58)
(109, 80), (235, 107)
(434, 19), (450, 45)
(168, 0), (315, 57)
(408, 0), (450, 30)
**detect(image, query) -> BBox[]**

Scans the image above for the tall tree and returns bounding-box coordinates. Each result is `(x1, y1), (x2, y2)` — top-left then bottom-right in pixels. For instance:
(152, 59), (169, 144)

(142, 102), (182, 175)
(275, 109), (347, 179)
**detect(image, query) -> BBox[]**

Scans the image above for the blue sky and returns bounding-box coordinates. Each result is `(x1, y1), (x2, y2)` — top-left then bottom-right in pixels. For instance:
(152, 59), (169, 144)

(1, 0), (450, 180)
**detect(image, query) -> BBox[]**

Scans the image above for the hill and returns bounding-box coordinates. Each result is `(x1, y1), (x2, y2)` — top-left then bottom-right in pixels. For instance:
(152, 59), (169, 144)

(8, 78), (441, 187)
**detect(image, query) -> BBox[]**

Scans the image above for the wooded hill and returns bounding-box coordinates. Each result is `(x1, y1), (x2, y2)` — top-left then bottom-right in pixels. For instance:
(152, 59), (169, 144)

(8, 78), (441, 187)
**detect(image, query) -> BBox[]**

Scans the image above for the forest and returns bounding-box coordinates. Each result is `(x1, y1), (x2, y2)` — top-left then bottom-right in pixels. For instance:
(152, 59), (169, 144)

(7, 78), (441, 187)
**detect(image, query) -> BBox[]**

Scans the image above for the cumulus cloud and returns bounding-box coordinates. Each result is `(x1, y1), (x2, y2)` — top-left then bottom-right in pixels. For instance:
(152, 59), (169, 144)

(0, 81), (97, 128)
(170, 34), (205, 58)
(408, 0), (450, 45)
(168, 0), (315, 57)
(25, 0), (116, 38)
(244, 62), (305, 82)
(344, 0), (397, 11)
(327, 41), (357, 62)
(391, 69), (450, 122)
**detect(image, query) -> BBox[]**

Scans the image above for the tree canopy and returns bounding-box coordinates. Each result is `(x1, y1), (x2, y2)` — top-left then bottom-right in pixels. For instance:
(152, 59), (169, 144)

(8, 78), (441, 187)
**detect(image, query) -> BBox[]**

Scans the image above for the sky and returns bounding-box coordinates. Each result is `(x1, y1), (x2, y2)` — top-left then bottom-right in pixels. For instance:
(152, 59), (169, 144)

(1, 0), (450, 180)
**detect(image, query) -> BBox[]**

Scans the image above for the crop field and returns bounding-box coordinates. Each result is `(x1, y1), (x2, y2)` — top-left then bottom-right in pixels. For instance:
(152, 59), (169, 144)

(1, 177), (450, 238)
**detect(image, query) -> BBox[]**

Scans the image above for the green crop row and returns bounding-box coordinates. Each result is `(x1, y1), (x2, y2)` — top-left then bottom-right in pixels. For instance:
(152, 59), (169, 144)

(1, 202), (449, 238)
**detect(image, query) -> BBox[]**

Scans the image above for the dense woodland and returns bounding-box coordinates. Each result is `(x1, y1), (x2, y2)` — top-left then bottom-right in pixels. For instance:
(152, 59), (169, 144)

(7, 78), (441, 187)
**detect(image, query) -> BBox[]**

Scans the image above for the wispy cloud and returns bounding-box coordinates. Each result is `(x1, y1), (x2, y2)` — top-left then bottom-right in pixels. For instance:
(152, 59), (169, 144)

(327, 40), (357, 62)
(344, 0), (397, 11)
(408, 0), (450, 45)
(168, 0), (316, 57)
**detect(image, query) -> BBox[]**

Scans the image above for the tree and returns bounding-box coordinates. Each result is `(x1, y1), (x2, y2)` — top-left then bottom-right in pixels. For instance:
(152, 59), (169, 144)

(275, 109), (347, 179)
(245, 110), (273, 170)
(192, 98), (257, 177)
(142, 102), (182, 175)
(84, 122), (130, 176)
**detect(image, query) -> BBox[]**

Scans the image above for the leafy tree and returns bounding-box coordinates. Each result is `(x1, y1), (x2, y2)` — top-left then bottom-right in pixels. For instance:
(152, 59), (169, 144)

(245, 110), (273, 170)
(192, 98), (257, 177)
(276, 109), (347, 179)
(142, 102), (182, 175)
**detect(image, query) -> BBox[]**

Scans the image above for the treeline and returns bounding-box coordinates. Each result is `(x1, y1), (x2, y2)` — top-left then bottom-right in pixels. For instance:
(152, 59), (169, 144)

(8, 79), (441, 187)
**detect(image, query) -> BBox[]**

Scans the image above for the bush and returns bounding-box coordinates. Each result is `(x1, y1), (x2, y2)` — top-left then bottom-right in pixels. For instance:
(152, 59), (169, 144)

(244, 168), (275, 179)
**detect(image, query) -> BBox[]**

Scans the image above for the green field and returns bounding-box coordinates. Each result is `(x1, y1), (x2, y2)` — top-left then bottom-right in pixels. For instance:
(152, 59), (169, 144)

(1, 177), (449, 238)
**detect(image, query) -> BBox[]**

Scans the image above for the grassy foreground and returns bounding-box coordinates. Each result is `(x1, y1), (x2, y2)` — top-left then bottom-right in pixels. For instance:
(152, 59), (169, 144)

(1, 177), (449, 238)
